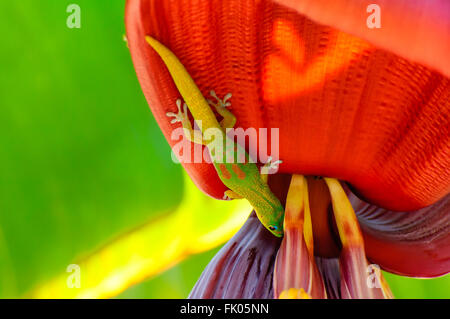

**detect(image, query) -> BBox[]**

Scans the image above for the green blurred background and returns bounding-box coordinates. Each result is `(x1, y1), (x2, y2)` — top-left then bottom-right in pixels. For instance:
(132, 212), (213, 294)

(0, 0), (448, 299)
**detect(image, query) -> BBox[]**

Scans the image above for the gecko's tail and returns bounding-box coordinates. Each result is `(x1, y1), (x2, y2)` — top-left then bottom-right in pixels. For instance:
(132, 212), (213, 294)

(145, 36), (220, 132)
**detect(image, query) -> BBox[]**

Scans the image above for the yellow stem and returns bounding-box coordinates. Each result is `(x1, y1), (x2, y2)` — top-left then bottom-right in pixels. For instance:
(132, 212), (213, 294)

(323, 178), (364, 249)
(285, 175), (314, 256)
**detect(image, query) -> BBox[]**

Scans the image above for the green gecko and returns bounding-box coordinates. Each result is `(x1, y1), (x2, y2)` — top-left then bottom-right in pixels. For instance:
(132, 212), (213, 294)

(146, 36), (285, 237)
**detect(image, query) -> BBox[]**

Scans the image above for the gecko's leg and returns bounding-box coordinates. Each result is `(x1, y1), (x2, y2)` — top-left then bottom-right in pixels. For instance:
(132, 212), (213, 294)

(167, 99), (206, 145)
(207, 91), (236, 129)
(223, 190), (243, 200)
(260, 156), (283, 184)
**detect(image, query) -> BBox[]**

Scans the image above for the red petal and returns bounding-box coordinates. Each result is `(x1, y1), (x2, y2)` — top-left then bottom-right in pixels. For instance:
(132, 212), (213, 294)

(350, 191), (450, 277)
(126, 0), (449, 210)
(273, 175), (327, 298)
(273, 226), (326, 298)
(274, 0), (450, 77)
(339, 247), (392, 298)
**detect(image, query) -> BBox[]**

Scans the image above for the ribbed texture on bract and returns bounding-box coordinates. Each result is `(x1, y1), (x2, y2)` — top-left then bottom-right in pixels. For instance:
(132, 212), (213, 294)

(126, 0), (449, 212)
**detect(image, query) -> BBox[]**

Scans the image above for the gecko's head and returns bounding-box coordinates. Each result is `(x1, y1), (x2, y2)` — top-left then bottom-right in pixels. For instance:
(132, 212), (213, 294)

(264, 205), (285, 237)
(267, 224), (284, 237)
(254, 198), (285, 237)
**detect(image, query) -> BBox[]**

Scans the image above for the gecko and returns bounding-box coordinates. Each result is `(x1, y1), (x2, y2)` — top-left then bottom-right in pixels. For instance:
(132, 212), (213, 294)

(146, 36), (285, 237)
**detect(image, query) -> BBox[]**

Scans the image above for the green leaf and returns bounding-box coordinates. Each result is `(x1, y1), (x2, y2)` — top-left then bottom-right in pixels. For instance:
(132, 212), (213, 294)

(29, 173), (250, 298)
(383, 272), (450, 299)
(0, 0), (182, 297)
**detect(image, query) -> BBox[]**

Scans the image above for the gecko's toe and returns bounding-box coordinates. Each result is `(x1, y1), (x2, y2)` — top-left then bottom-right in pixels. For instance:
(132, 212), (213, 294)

(208, 91), (233, 109)
(223, 93), (232, 103)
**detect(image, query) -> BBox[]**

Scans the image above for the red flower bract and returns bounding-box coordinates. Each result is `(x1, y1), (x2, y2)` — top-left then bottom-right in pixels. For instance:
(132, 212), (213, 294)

(125, 0), (449, 212)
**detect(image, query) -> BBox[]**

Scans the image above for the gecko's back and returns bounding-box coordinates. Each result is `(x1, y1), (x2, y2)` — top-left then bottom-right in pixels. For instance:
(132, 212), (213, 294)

(146, 36), (284, 237)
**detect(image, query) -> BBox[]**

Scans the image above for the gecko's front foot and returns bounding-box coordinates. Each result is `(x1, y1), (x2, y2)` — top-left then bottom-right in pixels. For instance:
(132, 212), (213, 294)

(207, 91), (236, 129)
(207, 90), (232, 110)
(261, 156), (283, 175)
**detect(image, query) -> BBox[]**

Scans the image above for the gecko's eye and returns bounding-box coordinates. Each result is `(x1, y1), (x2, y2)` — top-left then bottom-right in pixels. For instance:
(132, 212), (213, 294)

(269, 225), (278, 231)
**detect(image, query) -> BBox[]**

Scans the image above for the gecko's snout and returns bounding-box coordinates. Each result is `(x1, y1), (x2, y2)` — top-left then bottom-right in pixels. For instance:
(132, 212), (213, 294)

(268, 224), (284, 237)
